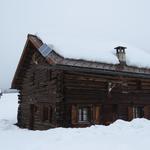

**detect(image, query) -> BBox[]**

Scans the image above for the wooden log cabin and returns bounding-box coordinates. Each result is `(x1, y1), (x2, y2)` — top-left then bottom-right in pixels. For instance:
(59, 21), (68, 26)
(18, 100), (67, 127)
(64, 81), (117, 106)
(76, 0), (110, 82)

(11, 34), (150, 130)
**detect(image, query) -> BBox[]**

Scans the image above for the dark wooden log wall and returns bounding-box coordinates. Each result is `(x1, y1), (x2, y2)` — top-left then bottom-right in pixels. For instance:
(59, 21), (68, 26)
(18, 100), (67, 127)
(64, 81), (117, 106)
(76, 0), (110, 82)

(17, 43), (150, 129)
(62, 70), (150, 126)
(17, 46), (63, 130)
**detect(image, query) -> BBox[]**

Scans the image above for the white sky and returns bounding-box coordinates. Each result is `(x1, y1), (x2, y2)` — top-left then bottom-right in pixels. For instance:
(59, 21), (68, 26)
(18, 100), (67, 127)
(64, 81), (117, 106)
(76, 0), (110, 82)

(1, 0), (150, 89)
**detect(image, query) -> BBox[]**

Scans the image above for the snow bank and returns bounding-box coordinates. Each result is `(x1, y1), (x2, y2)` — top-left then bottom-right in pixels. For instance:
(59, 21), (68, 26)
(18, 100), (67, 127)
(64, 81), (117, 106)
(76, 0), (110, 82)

(39, 34), (150, 68)
(0, 93), (18, 123)
(1, 93), (150, 150)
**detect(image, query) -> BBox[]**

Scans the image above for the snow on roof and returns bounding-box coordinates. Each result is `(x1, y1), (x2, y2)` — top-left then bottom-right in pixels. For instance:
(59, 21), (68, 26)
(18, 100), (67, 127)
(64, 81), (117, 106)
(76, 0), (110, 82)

(38, 34), (150, 68)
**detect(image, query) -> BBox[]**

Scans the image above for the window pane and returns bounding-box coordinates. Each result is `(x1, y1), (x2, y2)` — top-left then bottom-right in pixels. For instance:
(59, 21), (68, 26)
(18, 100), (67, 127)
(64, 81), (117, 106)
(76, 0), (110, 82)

(137, 107), (144, 118)
(83, 108), (88, 115)
(78, 108), (82, 121)
(83, 108), (88, 121)
(133, 106), (144, 118)
(78, 107), (90, 122)
(83, 114), (88, 121)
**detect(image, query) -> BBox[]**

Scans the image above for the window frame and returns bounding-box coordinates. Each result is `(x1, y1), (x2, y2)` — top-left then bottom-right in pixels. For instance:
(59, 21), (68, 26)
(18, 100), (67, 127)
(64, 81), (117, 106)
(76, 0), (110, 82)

(42, 105), (53, 123)
(78, 106), (91, 123)
(133, 106), (144, 118)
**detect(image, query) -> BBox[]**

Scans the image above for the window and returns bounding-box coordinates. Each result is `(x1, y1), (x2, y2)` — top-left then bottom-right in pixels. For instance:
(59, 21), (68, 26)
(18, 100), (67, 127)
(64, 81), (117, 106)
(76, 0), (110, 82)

(42, 106), (53, 122)
(78, 107), (90, 122)
(32, 52), (39, 64)
(133, 106), (144, 118)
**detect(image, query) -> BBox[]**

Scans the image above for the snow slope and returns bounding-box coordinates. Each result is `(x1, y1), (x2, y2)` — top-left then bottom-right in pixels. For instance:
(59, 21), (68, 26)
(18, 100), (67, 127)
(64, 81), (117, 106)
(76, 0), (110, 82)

(0, 93), (150, 150)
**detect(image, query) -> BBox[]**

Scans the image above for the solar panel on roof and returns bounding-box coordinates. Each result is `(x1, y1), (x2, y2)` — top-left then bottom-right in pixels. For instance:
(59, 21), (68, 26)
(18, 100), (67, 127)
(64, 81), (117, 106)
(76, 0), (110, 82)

(38, 44), (52, 57)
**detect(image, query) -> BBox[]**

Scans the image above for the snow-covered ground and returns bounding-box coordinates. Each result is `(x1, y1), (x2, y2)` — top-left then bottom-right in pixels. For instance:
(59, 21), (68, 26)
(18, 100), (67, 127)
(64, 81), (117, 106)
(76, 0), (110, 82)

(0, 93), (150, 150)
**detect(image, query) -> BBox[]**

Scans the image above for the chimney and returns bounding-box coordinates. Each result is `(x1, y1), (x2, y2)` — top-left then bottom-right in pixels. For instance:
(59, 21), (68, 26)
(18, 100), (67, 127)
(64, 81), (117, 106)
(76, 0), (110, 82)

(115, 46), (126, 65)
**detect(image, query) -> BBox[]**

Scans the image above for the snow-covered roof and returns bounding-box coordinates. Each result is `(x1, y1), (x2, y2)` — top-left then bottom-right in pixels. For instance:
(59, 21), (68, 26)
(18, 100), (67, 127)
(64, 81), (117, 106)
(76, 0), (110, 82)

(12, 34), (150, 90)
(38, 34), (150, 69)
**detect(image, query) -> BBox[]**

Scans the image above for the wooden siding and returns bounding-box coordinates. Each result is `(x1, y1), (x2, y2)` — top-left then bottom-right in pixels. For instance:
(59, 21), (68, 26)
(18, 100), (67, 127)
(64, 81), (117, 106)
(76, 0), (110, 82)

(17, 48), (60, 130)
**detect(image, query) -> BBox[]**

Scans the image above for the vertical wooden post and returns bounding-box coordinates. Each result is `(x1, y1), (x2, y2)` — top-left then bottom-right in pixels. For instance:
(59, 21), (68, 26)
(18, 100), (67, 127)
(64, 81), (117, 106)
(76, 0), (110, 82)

(144, 105), (150, 119)
(71, 105), (77, 125)
(93, 105), (101, 124)
(128, 106), (133, 121)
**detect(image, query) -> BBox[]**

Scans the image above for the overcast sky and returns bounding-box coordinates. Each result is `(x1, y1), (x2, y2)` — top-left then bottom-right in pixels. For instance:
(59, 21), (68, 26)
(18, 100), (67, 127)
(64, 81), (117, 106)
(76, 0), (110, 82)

(1, 0), (150, 89)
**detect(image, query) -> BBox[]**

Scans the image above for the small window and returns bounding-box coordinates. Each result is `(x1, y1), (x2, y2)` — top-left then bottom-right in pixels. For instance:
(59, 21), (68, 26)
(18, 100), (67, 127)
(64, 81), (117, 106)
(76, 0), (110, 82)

(133, 106), (144, 118)
(78, 107), (90, 122)
(32, 52), (39, 64)
(42, 106), (53, 122)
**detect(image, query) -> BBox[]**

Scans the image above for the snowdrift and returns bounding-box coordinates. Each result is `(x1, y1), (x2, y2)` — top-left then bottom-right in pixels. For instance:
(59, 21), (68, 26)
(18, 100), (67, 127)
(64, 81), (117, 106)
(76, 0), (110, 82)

(0, 93), (150, 150)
